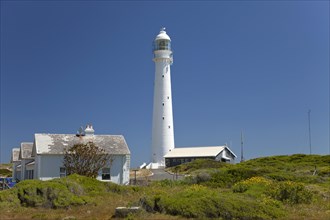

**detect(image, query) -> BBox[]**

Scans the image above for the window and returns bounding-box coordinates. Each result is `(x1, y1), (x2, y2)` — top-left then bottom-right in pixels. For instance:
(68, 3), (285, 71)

(162, 117), (165, 120)
(162, 75), (164, 78)
(102, 168), (111, 180)
(167, 96), (169, 99)
(60, 167), (66, 178)
(162, 102), (164, 106)
(168, 125), (171, 128)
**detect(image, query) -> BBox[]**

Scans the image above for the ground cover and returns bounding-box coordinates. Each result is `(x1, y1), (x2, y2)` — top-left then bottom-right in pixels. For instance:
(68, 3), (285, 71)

(0, 154), (329, 219)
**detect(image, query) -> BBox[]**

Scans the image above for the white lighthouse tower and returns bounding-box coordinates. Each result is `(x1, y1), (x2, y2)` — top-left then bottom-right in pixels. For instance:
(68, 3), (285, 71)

(150, 28), (175, 168)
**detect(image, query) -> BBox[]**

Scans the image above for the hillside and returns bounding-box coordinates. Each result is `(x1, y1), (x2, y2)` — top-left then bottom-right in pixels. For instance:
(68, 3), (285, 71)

(0, 163), (12, 177)
(0, 154), (329, 219)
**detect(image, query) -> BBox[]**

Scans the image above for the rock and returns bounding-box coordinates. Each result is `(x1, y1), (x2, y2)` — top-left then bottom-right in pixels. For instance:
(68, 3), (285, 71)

(115, 206), (141, 218)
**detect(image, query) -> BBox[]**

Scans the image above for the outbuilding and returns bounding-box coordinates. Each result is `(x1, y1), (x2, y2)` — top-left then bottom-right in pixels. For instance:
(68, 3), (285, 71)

(11, 148), (21, 181)
(19, 142), (34, 180)
(32, 125), (130, 185)
(11, 125), (131, 185)
(164, 146), (237, 167)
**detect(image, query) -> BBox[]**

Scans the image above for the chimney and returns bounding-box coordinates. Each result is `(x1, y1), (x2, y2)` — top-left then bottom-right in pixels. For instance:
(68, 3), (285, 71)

(84, 124), (95, 136)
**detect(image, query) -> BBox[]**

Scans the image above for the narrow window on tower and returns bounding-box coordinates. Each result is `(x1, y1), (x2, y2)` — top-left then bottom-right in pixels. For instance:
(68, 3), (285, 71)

(168, 125), (171, 129)
(162, 102), (164, 106)
(167, 96), (169, 100)
(162, 117), (164, 120)
(162, 75), (164, 78)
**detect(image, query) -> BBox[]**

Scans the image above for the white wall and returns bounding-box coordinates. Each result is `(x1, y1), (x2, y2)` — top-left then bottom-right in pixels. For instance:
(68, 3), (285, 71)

(151, 49), (175, 166)
(36, 154), (130, 185)
(37, 155), (64, 181)
(215, 149), (235, 163)
(12, 161), (21, 181)
(95, 155), (130, 185)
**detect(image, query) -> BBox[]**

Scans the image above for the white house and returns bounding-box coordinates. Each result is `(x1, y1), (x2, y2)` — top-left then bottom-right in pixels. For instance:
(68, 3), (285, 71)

(11, 125), (131, 185)
(18, 142), (34, 180)
(164, 146), (237, 167)
(11, 148), (21, 181)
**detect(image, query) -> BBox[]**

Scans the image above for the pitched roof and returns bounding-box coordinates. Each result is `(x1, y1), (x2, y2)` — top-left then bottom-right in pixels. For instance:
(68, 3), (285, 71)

(33, 133), (130, 155)
(164, 146), (237, 158)
(19, 142), (34, 159)
(11, 148), (20, 162)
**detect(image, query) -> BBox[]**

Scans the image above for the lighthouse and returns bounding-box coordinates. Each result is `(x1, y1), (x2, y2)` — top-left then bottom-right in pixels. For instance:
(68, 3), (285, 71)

(151, 28), (175, 168)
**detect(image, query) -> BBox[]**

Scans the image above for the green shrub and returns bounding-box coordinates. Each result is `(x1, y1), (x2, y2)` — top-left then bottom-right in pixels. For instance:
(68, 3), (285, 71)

(16, 179), (86, 208)
(168, 159), (230, 174)
(233, 177), (272, 194)
(232, 182), (249, 193)
(0, 188), (20, 208)
(267, 181), (313, 205)
(141, 185), (285, 219)
(66, 174), (107, 195)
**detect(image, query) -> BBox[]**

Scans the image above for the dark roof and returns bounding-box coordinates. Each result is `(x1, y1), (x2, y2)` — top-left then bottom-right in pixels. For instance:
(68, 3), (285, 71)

(33, 133), (130, 156)
(19, 142), (34, 159)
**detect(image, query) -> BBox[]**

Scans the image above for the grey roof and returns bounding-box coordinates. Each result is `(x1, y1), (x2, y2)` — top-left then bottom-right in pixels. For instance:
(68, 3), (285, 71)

(11, 148), (20, 162)
(19, 142), (34, 159)
(33, 133), (130, 155)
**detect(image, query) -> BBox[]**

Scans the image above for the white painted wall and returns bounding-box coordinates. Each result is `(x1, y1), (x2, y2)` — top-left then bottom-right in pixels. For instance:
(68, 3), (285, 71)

(215, 149), (235, 163)
(151, 46), (175, 167)
(36, 155), (64, 181)
(35, 154), (130, 184)
(12, 161), (21, 181)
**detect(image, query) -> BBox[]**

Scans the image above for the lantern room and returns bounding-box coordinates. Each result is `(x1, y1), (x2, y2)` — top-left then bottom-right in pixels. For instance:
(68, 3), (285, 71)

(153, 28), (171, 51)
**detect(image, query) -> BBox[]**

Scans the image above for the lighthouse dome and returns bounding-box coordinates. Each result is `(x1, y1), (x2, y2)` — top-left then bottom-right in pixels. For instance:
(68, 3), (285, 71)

(155, 28), (171, 41)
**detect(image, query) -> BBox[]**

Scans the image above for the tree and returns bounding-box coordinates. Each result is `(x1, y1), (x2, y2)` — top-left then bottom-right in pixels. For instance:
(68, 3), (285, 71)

(63, 142), (112, 178)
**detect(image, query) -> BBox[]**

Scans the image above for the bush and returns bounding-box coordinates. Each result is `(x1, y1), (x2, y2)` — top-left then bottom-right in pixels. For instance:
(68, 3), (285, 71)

(168, 159), (230, 174)
(66, 174), (107, 195)
(267, 181), (313, 205)
(0, 188), (20, 208)
(140, 184), (285, 219)
(233, 177), (272, 193)
(16, 179), (86, 208)
(232, 182), (249, 193)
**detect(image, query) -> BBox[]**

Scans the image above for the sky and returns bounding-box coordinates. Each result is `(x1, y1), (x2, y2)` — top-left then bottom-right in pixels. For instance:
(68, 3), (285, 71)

(1, 0), (329, 167)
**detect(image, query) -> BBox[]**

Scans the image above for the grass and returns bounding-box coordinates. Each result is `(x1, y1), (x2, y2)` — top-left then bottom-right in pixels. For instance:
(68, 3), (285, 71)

(0, 154), (329, 219)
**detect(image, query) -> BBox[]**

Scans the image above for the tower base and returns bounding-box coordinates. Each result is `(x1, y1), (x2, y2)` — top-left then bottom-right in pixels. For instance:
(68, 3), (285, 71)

(146, 162), (165, 169)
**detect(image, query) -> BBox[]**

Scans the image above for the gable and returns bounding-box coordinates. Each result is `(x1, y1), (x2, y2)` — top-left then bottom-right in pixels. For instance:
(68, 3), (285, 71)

(19, 142), (34, 159)
(11, 148), (20, 162)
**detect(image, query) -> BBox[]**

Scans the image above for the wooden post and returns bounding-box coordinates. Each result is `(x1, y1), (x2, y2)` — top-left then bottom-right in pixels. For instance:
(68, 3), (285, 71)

(132, 169), (138, 185)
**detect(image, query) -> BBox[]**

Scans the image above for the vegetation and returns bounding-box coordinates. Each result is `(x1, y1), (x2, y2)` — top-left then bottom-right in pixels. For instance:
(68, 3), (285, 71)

(63, 142), (112, 178)
(0, 163), (12, 177)
(0, 154), (329, 219)
(0, 168), (12, 177)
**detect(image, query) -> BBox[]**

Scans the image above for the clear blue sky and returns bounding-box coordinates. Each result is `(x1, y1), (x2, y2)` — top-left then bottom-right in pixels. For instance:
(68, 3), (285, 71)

(1, 1), (329, 167)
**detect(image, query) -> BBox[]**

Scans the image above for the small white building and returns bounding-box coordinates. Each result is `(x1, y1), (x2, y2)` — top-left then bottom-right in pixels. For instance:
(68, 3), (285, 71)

(164, 146), (237, 167)
(11, 148), (21, 181)
(11, 125), (131, 185)
(19, 142), (34, 180)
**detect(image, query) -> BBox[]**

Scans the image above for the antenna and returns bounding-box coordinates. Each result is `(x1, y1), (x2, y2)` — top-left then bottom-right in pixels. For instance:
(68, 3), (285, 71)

(308, 110), (312, 155)
(240, 131), (245, 162)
